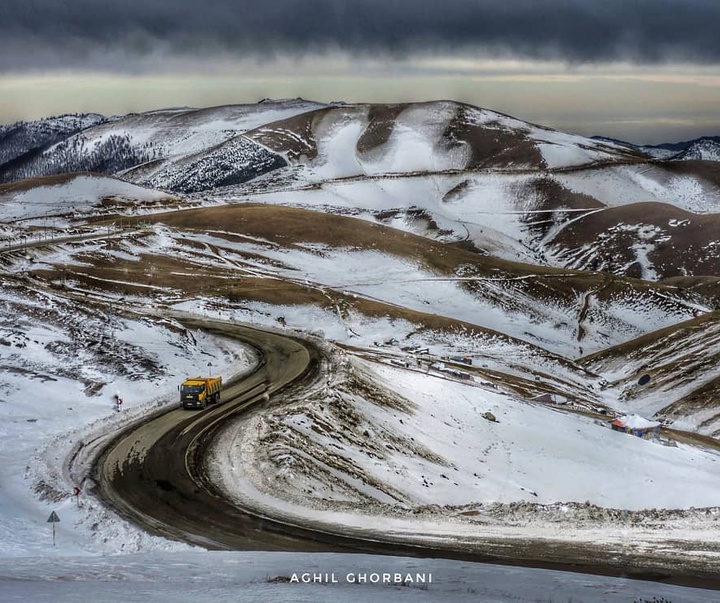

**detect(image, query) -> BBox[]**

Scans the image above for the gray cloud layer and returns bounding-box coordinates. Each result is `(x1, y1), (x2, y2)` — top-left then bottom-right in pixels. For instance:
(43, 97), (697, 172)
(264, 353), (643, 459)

(4, 0), (720, 71)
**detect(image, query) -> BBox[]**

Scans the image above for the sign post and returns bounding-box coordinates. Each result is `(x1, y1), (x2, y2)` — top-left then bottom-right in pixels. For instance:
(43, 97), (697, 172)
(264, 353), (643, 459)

(47, 511), (60, 546)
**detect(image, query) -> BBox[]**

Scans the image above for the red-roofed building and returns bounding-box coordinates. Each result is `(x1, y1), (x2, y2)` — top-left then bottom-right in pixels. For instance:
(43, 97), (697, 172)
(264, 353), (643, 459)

(611, 414), (661, 438)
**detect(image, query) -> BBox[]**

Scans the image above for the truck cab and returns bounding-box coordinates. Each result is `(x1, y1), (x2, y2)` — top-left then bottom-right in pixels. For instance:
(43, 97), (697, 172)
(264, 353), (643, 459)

(180, 376), (222, 409)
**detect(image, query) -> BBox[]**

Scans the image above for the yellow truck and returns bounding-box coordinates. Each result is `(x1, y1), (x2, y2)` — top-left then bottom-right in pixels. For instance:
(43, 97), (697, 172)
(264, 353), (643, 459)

(180, 375), (222, 410)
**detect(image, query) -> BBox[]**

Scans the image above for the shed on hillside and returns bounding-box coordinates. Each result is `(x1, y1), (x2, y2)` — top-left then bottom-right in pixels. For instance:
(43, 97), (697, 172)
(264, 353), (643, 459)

(530, 393), (568, 405)
(611, 414), (661, 438)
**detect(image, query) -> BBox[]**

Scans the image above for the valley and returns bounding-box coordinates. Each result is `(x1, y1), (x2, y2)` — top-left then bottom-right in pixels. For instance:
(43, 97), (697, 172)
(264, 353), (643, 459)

(1, 99), (720, 588)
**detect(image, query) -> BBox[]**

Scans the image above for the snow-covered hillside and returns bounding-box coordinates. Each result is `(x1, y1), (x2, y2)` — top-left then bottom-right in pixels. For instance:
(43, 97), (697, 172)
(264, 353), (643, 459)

(3, 99), (719, 280)
(246, 101), (641, 178)
(1, 100), (720, 597)
(0, 100), (323, 188)
(0, 283), (254, 557)
(675, 138), (720, 161)
(596, 135), (720, 162)
(239, 162), (720, 279)
(581, 311), (720, 434)
(140, 135), (287, 193)
(242, 102), (720, 279)
(0, 173), (175, 224)
(214, 357), (720, 512)
(16, 204), (706, 359)
(0, 113), (105, 173)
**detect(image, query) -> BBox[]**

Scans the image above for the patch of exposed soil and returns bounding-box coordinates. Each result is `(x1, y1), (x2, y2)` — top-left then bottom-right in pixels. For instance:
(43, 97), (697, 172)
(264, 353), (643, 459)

(445, 104), (545, 170)
(548, 201), (720, 278)
(356, 104), (409, 154)
(246, 108), (333, 161)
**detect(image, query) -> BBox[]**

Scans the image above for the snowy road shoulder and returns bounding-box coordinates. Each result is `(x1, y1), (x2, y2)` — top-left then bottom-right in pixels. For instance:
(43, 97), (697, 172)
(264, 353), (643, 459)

(0, 293), (256, 558)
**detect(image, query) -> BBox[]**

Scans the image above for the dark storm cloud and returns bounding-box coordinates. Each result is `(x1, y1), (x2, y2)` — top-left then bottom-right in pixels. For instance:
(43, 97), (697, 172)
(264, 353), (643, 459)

(3, 0), (720, 71)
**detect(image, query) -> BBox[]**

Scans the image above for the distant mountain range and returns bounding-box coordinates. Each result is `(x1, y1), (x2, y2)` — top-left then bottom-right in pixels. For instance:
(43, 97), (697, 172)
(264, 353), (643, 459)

(592, 134), (720, 161)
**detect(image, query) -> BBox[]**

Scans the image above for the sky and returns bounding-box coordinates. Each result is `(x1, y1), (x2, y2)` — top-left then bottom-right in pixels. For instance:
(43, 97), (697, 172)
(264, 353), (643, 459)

(3, 0), (720, 144)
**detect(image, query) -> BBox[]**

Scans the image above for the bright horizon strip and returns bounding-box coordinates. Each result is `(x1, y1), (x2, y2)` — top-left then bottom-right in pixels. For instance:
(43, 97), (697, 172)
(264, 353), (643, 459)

(1, 55), (720, 145)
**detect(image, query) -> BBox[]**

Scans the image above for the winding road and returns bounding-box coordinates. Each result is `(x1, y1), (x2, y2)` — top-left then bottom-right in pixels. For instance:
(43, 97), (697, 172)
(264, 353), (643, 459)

(94, 315), (720, 588)
(96, 317), (344, 551)
(97, 316), (426, 554)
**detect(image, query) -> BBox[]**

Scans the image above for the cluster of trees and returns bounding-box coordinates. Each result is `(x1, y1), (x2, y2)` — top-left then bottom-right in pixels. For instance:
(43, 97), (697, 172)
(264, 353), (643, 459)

(0, 114), (105, 171)
(0, 131), (154, 183)
(146, 136), (286, 193)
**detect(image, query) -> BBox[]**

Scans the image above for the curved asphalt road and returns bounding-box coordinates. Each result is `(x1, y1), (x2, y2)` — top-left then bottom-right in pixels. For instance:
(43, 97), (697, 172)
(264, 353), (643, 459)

(96, 317), (349, 551)
(95, 316), (720, 588)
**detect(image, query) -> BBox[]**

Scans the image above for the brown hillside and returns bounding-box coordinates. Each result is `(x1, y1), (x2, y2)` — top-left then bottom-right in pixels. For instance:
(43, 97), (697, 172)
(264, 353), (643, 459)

(548, 201), (720, 278)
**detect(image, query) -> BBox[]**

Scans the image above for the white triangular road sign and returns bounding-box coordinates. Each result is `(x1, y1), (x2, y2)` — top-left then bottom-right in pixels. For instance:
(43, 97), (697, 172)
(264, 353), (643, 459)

(47, 511), (60, 523)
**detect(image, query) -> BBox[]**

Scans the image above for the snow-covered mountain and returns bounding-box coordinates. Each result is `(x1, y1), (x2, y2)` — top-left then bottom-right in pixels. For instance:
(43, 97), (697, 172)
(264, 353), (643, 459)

(652, 135), (720, 155)
(673, 137), (720, 161)
(245, 101), (645, 175)
(2, 100), (720, 595)
(0, 100), (323, 188)
(2, 101), (720, 285)
(239, 102), (720, 280)
(544, 201), (720, 280)
(594, 134), (720, 162)
(2, 100), (719, 282)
